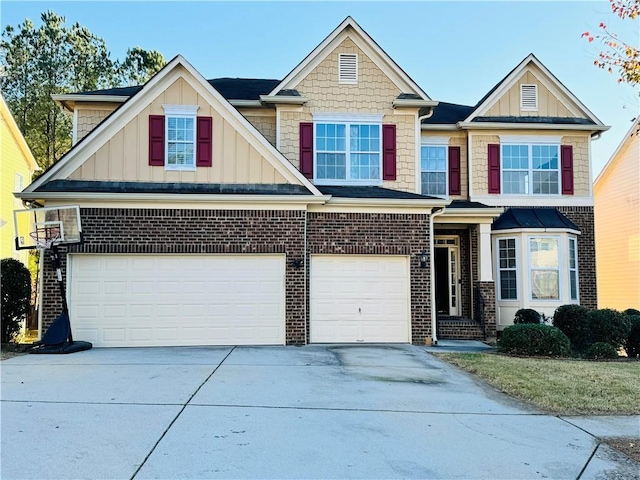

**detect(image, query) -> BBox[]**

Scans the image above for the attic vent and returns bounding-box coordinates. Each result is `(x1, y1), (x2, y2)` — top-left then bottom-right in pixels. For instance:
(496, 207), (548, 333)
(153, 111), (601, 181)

(339, 53), (358, 84)
(520, 84), (538, 111)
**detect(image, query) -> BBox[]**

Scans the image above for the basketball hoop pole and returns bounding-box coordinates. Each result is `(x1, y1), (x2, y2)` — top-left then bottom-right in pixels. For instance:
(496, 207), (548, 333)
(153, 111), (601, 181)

(49, 244), (73, 344)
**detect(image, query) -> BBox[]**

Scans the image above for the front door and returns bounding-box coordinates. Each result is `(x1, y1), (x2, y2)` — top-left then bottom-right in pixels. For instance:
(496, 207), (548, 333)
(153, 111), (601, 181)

(434, 237), (460, 316)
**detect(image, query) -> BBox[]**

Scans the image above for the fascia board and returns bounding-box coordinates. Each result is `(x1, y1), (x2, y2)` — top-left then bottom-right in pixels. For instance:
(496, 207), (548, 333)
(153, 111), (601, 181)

(326, 197), (448, 207)
(457, 122), (610, 132)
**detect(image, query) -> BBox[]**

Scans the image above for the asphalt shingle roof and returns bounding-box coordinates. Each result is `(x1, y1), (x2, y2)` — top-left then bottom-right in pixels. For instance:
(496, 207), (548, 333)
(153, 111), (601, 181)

(316, 185), (441, 200)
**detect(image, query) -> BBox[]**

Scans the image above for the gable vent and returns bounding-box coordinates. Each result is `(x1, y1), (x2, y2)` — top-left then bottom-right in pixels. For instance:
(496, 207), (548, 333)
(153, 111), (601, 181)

(520, 84), (538, 111)
(339, 53), (358, 84)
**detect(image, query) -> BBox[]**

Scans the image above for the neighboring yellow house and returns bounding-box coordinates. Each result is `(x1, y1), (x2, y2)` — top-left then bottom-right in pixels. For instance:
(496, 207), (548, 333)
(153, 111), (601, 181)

(595, 119), (640, 310)
(0, 95), (39, 266)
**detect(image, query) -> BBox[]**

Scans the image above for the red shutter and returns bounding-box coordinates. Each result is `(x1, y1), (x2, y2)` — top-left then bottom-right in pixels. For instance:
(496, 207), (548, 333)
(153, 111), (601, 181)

(561, 145), (574, 195)
(488, 144), (501, 194)
(382, 124), (396, 180)
(196, 116), (213, 167)
(299, 122), (313, 178)
(448, 146), (461, 195)
(148, 115), (165, 166)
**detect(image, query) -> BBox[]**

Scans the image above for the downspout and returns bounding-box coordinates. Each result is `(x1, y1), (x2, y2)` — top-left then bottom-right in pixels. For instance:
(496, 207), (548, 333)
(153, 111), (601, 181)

(430, 206), (446, 345)
(304, 210), (308, 345)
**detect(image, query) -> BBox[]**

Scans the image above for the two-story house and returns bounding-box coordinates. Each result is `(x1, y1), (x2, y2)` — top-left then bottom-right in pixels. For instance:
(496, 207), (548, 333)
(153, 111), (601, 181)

(17, 18), (608, 347)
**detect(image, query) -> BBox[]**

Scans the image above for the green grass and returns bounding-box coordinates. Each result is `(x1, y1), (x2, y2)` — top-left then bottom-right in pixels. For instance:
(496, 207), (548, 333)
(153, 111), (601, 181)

(434, 353), (640, 415)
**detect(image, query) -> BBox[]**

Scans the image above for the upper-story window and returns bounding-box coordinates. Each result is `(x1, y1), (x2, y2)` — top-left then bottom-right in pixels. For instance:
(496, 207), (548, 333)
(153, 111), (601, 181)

(164, 105), (197, 170)
(502, 144), (559, 195)
(313, 115), (382, 184)
(421, 145), (447, 197)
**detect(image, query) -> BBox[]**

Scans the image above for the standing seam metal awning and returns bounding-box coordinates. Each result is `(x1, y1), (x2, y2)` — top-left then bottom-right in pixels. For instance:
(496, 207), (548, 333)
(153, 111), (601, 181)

(491, 208), (580, 232)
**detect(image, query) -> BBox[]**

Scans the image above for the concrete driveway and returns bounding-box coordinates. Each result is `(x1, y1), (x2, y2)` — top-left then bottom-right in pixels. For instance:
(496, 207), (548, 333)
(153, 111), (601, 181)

(1, 345), (637, 479)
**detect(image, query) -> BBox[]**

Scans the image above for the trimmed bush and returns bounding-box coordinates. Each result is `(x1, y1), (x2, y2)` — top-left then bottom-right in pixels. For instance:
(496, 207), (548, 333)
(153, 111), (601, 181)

(513, 308), (541, 324)
(588, 309), (631, 349)
(585, 342), (619, 360)
(498, 324), (571, 357)
(553, 304), (590, 350)
(1, 258), (31, 343)
(624, 314), (640, 358)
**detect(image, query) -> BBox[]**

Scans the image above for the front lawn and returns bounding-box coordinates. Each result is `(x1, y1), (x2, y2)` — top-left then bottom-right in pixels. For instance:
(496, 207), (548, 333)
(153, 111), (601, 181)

(434, 353), (640, 415)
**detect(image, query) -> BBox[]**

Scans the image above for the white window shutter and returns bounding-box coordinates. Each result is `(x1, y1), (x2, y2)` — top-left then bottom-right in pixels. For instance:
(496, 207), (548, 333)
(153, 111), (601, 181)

(339, 54), (358, 84)
(520, 84), (538, 111)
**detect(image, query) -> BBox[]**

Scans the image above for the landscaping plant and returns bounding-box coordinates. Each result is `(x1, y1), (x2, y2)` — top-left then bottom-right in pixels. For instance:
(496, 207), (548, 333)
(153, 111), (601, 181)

(584, 342), (619, 360)
(588, 308), (631, 349)
(498, 324), (571, 357)
(552, 304), (590, 351)
(513, 308), (541, 324)
(1, 258), (32, 343)
(624, 314), (640, 358)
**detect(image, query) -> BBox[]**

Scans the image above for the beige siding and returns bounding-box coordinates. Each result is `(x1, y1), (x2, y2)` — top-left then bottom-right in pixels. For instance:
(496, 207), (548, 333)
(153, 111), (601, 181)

(420, 132), (469, 199)
(76, 103), (120, 142)
(595, 133), (640, 309)
(69, 73), (288, 184)
(278, 37), (417, 192)
(238, 108), (277, 146)
(485, 67), (579, 119)
(470, 131), (590, 196)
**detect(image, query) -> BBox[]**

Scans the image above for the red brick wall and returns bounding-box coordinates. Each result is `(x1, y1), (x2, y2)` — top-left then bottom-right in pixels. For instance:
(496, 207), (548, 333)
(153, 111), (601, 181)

(307, 212), (433, 344)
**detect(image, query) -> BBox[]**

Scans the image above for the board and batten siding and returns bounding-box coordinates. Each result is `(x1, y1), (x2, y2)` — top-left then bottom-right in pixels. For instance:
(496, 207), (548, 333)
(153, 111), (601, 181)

(485, 66), (578, 118)
(69, 72), (288, 184)
(595, 130), (640, 310)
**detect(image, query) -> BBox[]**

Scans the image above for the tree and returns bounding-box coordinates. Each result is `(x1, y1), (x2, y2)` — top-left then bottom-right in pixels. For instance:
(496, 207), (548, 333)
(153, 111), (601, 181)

(1, 258), (31, 343)
(0, 11), (165, 171)
(583, 0), (640, 86)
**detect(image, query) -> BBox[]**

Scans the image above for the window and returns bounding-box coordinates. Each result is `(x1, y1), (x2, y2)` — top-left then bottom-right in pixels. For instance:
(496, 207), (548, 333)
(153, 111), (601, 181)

(421, 146), (447, 196)
(498, 238), (517, 300)
(530, 237), (559, 300)
(315, 122), (381, 182)
(502, 144), (559, 195)
(569, 237), (579, 301)
(163, 105), (198, 170)
(14, 173), (24, 207)
(520, 84), (538, 111)
(339, 54), (358, 84)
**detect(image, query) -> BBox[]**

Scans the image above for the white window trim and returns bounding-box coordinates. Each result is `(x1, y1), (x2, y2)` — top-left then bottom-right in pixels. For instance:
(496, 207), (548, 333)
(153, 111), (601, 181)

(162, 105), (198, 171)
(528, 236), (561, 301)
(497, 237), (519, 301)
(420, 144), (448, 198)
(338, 53), (358, 85)
(313, 118), (383, 186)
(569, 236), (579, 302)
(520, 84), (538, 111)
(501, 143), (561, 196)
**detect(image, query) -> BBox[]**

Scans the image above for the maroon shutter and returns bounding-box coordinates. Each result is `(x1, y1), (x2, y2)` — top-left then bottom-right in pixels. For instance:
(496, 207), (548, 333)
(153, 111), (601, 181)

(561, 145), (574, 195)
(448, 146), (461, 195)
(299, 122), (313, 178)
(196, 116), (213, 167)
(382, 124), (396, 180)
(148, 115), (165, 166)
(488, 144), (501, 194)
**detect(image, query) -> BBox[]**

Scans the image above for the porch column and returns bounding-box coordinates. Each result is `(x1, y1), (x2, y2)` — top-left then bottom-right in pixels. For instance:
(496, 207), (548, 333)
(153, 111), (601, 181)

(478, 223), (493, 281)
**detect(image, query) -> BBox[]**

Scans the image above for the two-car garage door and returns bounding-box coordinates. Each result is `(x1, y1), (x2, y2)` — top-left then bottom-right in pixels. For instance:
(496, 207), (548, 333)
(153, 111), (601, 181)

(69, 254), (285, 347)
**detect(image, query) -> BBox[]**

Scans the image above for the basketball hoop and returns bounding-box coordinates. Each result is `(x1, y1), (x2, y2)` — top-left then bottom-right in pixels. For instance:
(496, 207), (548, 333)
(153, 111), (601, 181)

(29, 225), (61, 250)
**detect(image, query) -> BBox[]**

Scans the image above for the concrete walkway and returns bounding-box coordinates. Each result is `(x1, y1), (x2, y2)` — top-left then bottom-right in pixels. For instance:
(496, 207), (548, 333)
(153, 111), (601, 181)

(1, 344), (638, 479)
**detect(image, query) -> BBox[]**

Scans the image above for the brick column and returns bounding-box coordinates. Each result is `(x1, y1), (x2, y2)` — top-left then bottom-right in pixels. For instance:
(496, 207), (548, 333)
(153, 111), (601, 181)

(474, 281), (496, 338)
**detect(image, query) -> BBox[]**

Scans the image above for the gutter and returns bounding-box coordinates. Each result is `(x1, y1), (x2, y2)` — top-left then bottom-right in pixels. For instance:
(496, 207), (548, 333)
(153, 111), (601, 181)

(456, 121), (610, 133)
(393, 99), (439, 108)
(326, 197), (448, 208)
(259, 95), (308, 105)
(429, 206), (446, 345)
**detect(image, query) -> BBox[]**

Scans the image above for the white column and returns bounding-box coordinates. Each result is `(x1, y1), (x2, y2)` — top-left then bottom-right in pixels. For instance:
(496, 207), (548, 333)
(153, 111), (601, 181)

(478, 223), (493, 282)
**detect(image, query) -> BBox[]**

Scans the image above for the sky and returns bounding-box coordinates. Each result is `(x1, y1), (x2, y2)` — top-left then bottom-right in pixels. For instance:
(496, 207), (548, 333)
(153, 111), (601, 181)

(2, 1), (638, 178)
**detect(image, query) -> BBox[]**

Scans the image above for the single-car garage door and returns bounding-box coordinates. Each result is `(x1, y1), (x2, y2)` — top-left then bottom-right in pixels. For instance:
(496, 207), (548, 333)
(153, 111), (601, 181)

(68, 254), (285, 347)
(310, 255), (410, 343)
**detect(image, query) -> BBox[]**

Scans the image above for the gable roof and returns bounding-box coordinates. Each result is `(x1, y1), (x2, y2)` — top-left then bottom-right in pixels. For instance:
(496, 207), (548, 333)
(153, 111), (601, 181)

(463, 53), (606, 127)
(595, 118), (640, 188)
(25, 55), (322, 197)
(0, 95), (39, 171)
(267, 16), (435, 104)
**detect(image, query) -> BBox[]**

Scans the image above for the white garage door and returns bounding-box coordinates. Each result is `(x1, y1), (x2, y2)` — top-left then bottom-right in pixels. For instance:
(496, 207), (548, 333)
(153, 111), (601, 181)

(310, 255), (410, 343)
(68, 254), (285, 347)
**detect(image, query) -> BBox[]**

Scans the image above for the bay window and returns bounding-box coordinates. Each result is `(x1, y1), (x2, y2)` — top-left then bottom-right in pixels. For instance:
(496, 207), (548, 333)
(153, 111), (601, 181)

(529, 237), (559, 300)
(498, 238), (517, 300)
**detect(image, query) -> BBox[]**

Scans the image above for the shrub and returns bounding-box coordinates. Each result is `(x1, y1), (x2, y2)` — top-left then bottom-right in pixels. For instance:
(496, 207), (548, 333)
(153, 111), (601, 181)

(498, 324), (571, 357)
(513, 308), (541, 324)
(584, 342), (619, 360)
(624, 315), (640, 358)
(553, 304), (590, 350)
(623, 308), (640, 316)
(588, 309), (631, 349)
(1, 258), (32, 343)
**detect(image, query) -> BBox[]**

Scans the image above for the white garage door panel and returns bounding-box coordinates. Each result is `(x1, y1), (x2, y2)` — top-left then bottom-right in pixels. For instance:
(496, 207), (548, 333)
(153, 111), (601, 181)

(70, 254), (285, 347)
(310, 256), (410, 343)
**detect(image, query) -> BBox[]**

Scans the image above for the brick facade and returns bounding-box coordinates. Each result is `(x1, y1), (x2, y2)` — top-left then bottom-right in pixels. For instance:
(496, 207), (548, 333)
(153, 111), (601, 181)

(307, 212), (432, 344)
(474, 281), (497, 338)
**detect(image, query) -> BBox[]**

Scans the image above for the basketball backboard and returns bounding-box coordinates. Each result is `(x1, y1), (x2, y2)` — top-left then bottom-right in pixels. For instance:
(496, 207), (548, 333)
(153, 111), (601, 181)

(13, 205), (83, 250)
